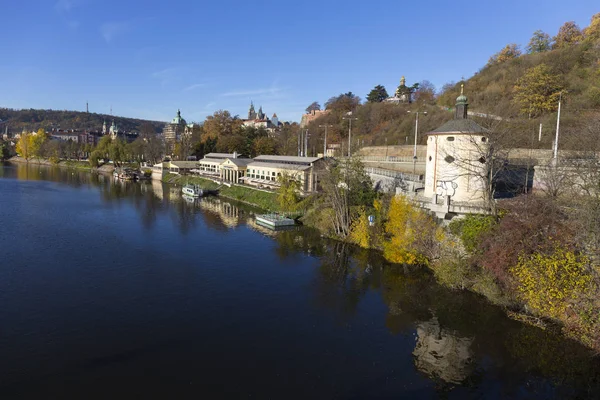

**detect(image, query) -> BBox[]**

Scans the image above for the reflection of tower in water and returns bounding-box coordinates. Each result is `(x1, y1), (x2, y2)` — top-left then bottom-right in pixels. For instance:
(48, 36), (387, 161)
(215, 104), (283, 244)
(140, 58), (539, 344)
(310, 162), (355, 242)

(151, 179), (164, 201)
(412, 317), (473, 385)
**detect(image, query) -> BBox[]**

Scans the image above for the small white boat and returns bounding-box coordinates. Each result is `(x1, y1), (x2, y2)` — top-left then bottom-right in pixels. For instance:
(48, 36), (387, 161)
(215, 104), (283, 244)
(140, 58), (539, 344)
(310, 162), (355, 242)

(182, 184), (203, 197)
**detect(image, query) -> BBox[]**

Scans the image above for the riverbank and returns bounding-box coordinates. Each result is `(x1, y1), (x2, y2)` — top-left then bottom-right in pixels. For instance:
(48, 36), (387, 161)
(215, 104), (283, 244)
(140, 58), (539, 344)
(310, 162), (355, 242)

(161, 173), (282, 212)
(8, 156), (115, 174)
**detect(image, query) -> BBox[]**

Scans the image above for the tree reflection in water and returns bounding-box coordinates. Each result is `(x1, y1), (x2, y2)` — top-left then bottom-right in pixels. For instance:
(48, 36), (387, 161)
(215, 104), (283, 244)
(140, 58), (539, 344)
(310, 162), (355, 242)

(4, 163), (600, 396)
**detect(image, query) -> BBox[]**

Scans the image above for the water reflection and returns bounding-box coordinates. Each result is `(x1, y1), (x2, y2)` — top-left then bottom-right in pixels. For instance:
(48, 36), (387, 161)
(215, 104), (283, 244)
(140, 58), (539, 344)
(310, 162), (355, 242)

(413, 317), (473, 385)
(3, 162), (600, 397)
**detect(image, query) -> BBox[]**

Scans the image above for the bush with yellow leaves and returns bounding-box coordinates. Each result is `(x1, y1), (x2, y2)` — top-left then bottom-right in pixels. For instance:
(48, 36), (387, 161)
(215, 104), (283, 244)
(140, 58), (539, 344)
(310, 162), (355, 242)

(510, 246), (594, 320)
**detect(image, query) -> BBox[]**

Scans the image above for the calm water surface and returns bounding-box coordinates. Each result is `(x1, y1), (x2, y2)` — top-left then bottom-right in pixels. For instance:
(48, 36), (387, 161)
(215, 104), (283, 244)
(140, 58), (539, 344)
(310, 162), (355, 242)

(1, 163), (600, 399)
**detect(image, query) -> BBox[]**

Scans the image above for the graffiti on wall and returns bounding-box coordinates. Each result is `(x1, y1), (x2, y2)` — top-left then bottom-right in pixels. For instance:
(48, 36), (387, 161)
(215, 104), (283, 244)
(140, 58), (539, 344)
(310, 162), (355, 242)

(436, 180), (458, 197)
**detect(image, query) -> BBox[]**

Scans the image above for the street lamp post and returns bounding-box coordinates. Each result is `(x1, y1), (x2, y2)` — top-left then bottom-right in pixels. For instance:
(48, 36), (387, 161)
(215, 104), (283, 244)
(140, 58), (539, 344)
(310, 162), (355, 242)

(407, 110), (427, 174)
(319, 124), (333, 158)
(342, 114), (358, 157)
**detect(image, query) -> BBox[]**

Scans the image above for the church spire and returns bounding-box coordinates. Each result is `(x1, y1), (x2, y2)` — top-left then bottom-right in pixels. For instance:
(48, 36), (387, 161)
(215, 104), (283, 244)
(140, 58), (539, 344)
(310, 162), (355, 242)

(455, 84), (469, 119)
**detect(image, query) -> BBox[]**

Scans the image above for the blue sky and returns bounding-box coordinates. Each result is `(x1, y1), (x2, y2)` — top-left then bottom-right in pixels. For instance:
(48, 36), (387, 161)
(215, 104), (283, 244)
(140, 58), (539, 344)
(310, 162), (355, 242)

(0, 1), (597, 123)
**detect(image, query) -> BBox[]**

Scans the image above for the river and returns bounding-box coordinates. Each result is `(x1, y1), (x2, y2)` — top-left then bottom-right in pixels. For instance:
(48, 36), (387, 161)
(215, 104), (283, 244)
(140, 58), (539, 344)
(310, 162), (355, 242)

(1, 162), (599, 399)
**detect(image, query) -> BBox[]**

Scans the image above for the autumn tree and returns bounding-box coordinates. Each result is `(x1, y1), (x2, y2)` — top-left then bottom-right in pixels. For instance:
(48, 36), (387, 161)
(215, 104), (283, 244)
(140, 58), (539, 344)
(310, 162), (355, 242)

(305, 101), (321, 113)
(320, 157), (375, 238)
(366, 85), (389, 103)
(488, 43), (521, 65)
(349, 207), (371, 248)
(202, 110), (242, 142)
(583, 13), (600, 42)
(15, 132), (32, 160)
(526, 30), (552, 53)
(553, 21), (583, 48)
(325, 92), (361, 112)
(513, 64), (563, 117)
(383, 195), (440, 266)
(413, 80), (436, 105)
(30, 128), (49, 158)
(277, 172), (301, 213)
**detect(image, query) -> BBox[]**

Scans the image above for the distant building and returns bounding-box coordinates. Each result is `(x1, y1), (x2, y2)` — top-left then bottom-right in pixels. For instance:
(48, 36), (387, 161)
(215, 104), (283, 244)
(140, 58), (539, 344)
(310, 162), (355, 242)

(385, 76), (413, 104)
(197, 152), (326, 193)
(300, 109), (330, 128)
(242, 102), (280, 131)
(162, 109), (188, 142)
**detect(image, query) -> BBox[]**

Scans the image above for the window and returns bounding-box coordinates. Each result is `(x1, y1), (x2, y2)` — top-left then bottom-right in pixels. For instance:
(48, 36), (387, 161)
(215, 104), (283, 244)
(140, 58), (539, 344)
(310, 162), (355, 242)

(429, 156), (432, 161)
(481, 137), (487, 142)
(444, 155), (455, 163)
(446, 136), (455, 142)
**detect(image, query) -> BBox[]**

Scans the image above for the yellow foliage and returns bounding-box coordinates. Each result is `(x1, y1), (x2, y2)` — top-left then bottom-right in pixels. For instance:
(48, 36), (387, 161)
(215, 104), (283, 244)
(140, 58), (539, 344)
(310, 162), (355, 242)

(15, 132), (31, 159)
(383, 195), (431, 265)
(513, 64), (563, 117)
(349, 207), (370, 248)
(510, 247), (593, 320)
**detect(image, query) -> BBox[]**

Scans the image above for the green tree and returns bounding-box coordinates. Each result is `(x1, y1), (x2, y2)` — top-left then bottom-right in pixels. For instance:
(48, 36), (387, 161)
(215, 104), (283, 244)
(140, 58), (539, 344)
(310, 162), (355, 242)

(0, 140), (10, 160)
(488, 43), (521, 65)
(553, 21), (583, 48)
(320, 157), (375, 237)
(277, 172), (301, 212)
(526, 30), (552, 53)
(253, 136), (278, 156)
(366, 85), (389, 103)
(513, 64), (563, 117)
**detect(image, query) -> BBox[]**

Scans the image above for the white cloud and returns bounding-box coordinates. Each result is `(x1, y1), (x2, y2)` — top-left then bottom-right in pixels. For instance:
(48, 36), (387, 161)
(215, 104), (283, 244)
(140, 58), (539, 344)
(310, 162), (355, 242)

(183, 83), (206, 92)
(100, 21), (130, 43)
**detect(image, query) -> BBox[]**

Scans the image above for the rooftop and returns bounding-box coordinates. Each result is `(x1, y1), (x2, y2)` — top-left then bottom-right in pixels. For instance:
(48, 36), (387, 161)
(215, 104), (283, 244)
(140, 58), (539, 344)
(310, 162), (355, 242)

(203, 152), (242, 159)
(247, 161), (312, 171)
(222, 158), (253, 167)
(253, 155), (322, 164)
(427, 118), (488, 135)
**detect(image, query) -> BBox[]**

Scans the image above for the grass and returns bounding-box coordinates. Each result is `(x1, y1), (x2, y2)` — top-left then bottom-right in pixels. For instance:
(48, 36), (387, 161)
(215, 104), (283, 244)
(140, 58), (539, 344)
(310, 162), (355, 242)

(162, 173), (280, 211)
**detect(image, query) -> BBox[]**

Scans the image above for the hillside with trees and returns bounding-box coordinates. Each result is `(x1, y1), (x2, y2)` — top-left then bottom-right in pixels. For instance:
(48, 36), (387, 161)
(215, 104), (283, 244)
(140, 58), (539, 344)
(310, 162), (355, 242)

(0, 108), (165, 134)
(302, 13), (600, 154)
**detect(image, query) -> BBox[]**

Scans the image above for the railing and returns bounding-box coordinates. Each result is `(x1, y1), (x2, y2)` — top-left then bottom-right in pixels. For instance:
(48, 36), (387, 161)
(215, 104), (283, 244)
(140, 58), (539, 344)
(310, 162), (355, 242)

(358, 155), (425, 163)
(365, 167), (423, 182)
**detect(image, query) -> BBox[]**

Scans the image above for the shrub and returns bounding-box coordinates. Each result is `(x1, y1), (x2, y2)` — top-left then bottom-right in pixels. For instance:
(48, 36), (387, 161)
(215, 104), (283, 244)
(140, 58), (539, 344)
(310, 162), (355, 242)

(448, 214), (497, 253)
(510, 246), (593, 320)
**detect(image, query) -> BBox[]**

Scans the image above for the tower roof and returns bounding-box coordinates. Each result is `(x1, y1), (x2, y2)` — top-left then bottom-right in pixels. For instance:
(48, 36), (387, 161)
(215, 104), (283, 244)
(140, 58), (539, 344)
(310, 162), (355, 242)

(171, 109), (186, 125)
(456, 84), (468, 105)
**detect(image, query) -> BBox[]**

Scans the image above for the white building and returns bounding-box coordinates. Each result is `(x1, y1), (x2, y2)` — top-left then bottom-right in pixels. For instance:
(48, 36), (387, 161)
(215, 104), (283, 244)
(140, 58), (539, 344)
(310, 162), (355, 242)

(423, 86), (489, 205)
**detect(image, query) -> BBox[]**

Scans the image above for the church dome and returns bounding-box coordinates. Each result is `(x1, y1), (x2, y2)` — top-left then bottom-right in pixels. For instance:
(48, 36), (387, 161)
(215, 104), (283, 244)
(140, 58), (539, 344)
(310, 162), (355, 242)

(456, 84), (468, 105)
(171, 109), (186, 125)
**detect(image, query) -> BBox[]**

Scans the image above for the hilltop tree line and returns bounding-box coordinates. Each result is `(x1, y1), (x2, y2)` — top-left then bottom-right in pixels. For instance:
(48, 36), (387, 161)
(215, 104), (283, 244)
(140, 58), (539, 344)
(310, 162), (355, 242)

(0, 108), (165, 135)
(297, 12), (600, 155)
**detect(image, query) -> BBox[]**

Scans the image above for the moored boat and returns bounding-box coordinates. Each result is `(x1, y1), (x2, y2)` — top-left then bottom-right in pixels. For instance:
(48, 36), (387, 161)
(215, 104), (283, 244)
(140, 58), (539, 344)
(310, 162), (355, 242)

(182, 184), (203, 197)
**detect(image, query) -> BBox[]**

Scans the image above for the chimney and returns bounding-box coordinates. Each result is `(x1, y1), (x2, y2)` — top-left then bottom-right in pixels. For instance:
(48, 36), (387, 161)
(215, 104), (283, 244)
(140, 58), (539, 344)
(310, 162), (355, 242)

(233, 151), (238, 159)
